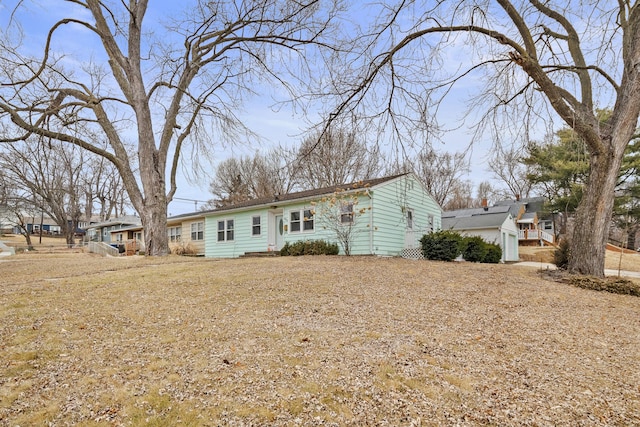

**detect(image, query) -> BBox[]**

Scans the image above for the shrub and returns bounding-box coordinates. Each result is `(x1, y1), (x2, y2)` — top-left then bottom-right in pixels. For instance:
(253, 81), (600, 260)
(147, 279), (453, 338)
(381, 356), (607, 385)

(461, 236), (487, 262)
(553, 239), (571, 269)
(279, 240), (339, 256)
(482, 243), (503, 263)
(171, 242), (198, 256)
(460, 236), (503, 263)
(420, 230), (463, 261)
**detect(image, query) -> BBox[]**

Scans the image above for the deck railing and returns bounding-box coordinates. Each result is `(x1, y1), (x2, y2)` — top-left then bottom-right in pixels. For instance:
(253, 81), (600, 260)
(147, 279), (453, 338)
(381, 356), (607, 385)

(518, 229), (554, 244)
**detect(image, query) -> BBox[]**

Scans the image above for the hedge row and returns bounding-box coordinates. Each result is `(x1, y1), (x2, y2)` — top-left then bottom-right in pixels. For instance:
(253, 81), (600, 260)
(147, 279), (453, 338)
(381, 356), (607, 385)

(419, 230), (502, 263)
(280, 240), (339, 256)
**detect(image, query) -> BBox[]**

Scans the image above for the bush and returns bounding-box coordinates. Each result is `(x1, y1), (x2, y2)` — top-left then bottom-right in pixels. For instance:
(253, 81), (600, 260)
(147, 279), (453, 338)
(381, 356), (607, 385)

(553, 239), (571, 269)
(483, 243), (503, 263)
(280, 240), (339, 256)
(461, 236), (487, 262)
(420, 230), (463, 261)
(171, 242), (198, 256)
(460, 236), (503, 263)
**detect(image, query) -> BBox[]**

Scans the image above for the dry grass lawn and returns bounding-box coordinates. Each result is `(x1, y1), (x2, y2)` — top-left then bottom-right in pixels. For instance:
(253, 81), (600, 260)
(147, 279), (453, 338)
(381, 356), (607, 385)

(1, 253), (639, 426)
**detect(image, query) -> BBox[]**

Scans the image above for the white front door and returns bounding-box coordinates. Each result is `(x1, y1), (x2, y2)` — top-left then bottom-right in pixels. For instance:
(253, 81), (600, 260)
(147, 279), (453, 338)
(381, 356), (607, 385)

(275, 214), (284, 250)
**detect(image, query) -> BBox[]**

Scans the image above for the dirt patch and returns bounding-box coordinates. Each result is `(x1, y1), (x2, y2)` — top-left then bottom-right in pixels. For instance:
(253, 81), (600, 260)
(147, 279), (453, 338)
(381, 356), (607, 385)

(1, 254), (639, 425)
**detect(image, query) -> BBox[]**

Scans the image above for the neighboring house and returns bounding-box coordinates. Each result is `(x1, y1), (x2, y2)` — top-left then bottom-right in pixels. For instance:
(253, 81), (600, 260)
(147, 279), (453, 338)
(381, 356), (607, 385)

(84, 215), (142, 244)
(203, 173), (442, 258)
(166, 211), (207, 255)
(14, 214), (61, 235)
(105, 211), (208, 255)
(442, 205), (520, 262)
(493, 196), (556, 246)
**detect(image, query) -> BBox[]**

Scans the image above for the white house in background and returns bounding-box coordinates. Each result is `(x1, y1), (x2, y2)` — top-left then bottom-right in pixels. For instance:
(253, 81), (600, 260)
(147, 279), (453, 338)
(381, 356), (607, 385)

(442, 205), (520, 262)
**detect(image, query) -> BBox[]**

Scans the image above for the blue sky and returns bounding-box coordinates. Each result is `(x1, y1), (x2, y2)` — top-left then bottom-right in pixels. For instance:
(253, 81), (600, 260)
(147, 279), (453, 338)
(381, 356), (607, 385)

(0, 1), (554, 215)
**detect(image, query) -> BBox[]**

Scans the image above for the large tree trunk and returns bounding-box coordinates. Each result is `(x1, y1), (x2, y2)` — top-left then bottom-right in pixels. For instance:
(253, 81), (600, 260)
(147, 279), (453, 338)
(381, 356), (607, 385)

(138, 157), (170, 256)
(569, 143), (625, 277)
(141, 202), (169, 256)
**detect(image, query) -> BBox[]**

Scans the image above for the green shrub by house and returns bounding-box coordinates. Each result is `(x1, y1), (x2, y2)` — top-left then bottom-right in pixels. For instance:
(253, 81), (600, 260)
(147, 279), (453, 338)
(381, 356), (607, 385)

(420, 230), (463, 261)
(460, 236), (502, 263)
(482, 242), (502, 263)
(280, 240), (339, 256)
(461, 236), (487, 262)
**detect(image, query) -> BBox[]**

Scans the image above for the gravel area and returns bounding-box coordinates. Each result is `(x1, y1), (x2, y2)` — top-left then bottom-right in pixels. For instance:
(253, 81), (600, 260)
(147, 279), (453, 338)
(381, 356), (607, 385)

(1, 254), (639, 425)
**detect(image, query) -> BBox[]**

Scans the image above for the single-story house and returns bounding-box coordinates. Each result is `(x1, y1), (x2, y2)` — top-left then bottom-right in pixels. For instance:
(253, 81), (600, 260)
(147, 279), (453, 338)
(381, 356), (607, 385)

(105, 211), (208, 255)
(166, 211), (207, 255)
(442, 205), (520, 262)
(203, 173), (442, 258)
(84, 215), (142, 244)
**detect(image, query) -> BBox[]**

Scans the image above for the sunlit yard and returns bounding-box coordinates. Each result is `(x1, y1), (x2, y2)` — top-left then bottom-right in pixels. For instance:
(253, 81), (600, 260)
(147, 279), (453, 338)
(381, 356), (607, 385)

(1, 253), (639, 425)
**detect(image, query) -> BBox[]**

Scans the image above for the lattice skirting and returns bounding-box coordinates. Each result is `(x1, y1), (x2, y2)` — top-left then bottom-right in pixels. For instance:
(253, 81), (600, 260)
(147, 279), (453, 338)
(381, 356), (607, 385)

(401, 248), (424, 260)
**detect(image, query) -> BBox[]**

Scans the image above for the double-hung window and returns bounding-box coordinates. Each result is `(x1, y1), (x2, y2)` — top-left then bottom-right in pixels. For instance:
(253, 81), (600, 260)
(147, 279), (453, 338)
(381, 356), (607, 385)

(251, 215), (261, 236)
(406, 209), (414, 229)
(290, 209), (314, 232)
(191, 222), (204, 241)
(217, 219), (234, 242)
(168, 226), (182, 242)
(340, 203), (354, 224)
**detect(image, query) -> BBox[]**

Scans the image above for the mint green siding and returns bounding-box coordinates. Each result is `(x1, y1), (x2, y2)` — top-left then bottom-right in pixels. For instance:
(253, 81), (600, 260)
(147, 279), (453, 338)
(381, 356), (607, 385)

(205, 210), (269, 258)
(370, 174), (442, 256)
(204, 174), (441, 258)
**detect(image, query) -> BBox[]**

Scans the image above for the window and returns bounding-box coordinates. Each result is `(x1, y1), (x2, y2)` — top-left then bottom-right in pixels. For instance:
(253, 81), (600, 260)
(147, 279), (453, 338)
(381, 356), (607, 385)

(191, 222), (204, 241)
(290, 209), (314, 232)
(252, 215), (261, 236)
(341, 203), (354, 224)
(290, 211), (301, 232)
(406, 209), (414, 229)
(216, 219), (233, 242)
(168, 226), (182, 242)
(427, 214), (434, 232)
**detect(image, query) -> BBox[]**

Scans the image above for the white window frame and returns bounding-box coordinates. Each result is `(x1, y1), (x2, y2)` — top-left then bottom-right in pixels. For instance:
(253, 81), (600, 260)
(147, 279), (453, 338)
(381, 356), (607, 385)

(168, 226), (182, 242)
(406, 209), (414, 229)
(290, 209), (314, 233)
(340, 203), (354, 224)
(216, 219), (234, 242)
(191, 221), (204, 241)
(251, 215), (261, 236)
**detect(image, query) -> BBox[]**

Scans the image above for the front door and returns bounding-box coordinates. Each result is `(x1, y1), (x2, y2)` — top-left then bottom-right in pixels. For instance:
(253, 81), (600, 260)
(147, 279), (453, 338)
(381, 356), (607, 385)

(275, 214), (284, 250)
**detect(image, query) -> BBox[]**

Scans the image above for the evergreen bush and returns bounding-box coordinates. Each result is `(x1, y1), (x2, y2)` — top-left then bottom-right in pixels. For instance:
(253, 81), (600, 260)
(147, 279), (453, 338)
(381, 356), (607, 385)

(279, 240), (339, 256)
(482, 242), (503, 263)
(553, 238), (571, 269)
(461, 236), (487, 262)
(420, 230), (463, 261)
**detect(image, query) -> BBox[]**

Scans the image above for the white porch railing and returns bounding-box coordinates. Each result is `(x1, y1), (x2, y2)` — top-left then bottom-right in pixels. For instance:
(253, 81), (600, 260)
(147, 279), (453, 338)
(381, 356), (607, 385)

(88, 241), (119, 257)
(518, 229), (554, 244)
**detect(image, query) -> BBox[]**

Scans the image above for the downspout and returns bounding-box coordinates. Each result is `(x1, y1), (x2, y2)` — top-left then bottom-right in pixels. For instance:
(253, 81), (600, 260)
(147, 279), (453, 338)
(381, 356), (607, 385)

(369, 193), (374, 254)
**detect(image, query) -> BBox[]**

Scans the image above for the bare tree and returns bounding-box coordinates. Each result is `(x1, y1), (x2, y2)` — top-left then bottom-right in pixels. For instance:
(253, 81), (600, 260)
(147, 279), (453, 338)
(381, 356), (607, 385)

(207, 148), (297, 208)
(83, 155), (130, 221)
(488, 144), (533, 200)
(411, 146), (470, 208)
(0, 0), (341, 255)
(475, 180), (501, 205)
(443, 180), (475, 211)
(0, 137), (84, 246)
(294, 127), (383, 189)
(321, 1), (640, 276)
